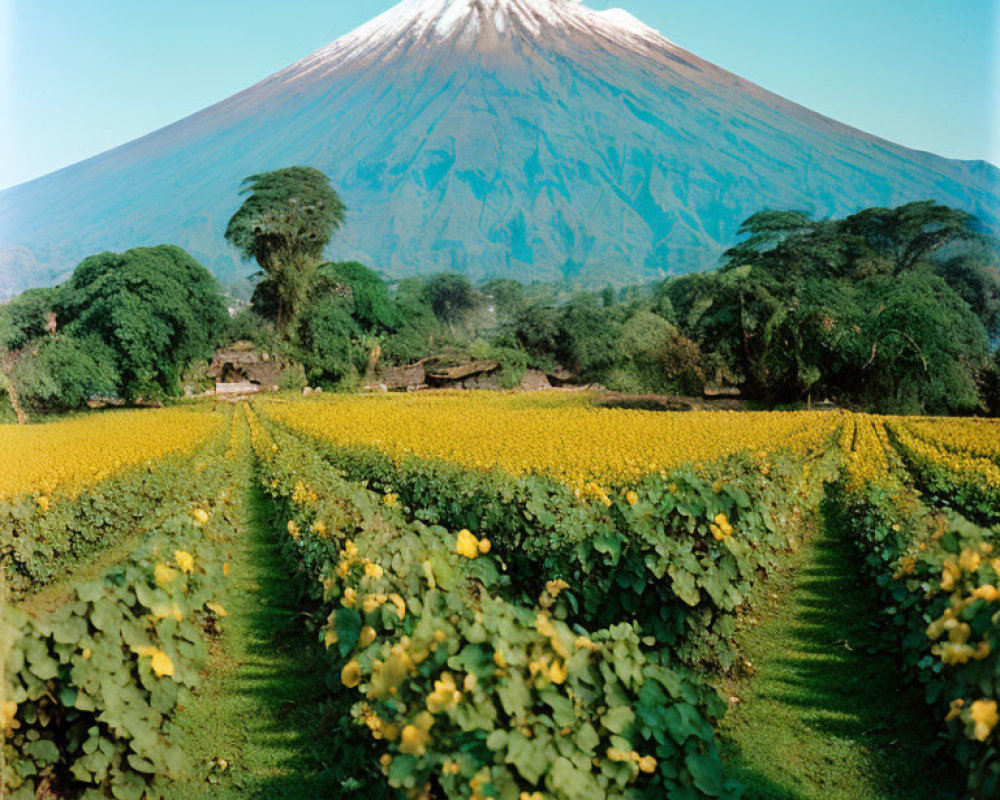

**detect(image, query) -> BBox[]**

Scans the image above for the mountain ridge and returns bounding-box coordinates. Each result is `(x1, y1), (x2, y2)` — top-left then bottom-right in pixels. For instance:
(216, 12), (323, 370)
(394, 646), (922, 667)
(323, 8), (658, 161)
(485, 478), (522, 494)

(1, 0), (997, 297)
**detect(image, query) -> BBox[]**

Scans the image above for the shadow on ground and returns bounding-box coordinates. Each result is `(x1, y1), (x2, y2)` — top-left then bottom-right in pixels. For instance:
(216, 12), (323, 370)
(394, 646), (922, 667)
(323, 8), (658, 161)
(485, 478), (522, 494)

(720, 503), (961, 800)
(164, 479), (398, 800)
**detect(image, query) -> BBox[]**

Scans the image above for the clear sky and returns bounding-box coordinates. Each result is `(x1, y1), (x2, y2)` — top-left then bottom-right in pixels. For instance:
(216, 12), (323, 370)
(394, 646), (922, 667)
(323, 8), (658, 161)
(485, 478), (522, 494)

(1, 0), (997, 191)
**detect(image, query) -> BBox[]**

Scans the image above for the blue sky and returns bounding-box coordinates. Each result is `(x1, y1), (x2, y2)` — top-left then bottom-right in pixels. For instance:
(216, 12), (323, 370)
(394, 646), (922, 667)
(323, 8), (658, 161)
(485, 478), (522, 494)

(1, 0), (997, 190)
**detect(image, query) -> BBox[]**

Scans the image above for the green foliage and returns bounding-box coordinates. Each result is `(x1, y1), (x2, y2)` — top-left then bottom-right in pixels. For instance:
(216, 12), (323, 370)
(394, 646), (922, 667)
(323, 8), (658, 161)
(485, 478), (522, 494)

(555, 295), (623, 383)
(225, 167), (346, 334)
(828, 472), (999, 797)
(481, 278), (527, 323)
(665, 202), (996, 412)
(0, 288), (58, 351)
(424, 273), (480, 326)
(8, 335), (118, 413)
(249, 416), (740, 800)
(59, 246), (226, 402)
(221, 308), (277, 350)
(615, 311), (703, 395)
(296, 296), (365, 385)
(283, 418), (839, 670)
(316, 262), (402, 333)
(1, 414), (230, 597)
(1, 419), (237, 800)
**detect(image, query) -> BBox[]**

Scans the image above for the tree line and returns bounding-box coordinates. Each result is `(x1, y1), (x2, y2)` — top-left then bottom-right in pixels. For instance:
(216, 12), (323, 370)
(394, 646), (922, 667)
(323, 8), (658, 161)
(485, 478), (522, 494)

(1, 166), (997, 420)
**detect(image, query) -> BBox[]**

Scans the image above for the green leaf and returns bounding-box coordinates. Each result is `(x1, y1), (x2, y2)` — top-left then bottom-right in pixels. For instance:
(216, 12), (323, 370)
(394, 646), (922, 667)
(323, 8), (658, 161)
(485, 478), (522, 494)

(25, 738), (61, 763)
(686, 751), (725, 796)
(601, 705), (635, 735)
(336, 608), (362, 657)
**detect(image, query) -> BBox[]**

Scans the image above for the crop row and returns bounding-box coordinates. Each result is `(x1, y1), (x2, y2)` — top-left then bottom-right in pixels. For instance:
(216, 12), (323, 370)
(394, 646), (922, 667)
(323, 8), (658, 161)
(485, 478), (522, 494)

(247, 405), (742, 800)
(1, 409), (234, 598)
(1, 410), (241, 800)
(264, 404), (841, 669)
(888, 420), (1000, 527)
(830, 416), (999, 797)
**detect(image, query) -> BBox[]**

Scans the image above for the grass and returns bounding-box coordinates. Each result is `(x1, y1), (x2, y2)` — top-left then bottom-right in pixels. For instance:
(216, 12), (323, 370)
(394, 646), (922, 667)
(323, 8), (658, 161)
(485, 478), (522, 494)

(162, 461), (397, 800)
(718, 511), (961, 800)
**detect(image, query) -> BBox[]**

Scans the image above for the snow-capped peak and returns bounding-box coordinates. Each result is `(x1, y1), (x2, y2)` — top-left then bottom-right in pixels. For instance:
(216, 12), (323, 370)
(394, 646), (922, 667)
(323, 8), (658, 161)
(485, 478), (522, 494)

(300, 0), (674, 71)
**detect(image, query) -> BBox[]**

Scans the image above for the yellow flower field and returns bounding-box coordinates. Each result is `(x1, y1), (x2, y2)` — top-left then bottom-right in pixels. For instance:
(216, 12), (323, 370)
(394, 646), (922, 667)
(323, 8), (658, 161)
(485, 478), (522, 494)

(265, 392), (842, 485)
(0, 407), (223, 501)
(903, 417), (1000, 462)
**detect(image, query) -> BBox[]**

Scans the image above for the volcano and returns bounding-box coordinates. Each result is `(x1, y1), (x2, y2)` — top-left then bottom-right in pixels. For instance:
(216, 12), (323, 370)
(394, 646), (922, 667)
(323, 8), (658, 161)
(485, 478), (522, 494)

(1, 0), (997, 296)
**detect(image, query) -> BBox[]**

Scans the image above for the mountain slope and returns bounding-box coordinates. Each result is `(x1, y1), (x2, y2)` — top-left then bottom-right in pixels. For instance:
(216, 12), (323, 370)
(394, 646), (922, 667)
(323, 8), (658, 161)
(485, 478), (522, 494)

(1, 0), (997, 296)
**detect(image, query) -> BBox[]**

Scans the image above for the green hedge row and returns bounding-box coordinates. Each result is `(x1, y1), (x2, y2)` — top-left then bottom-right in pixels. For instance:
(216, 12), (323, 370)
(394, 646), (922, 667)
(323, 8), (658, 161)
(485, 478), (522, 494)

(271, 417), (840, 668)
(1, 423), (239, 799)
(248, 408), (741, 800)
(1, 411), (233, 599)
(827, 473), (999, 797)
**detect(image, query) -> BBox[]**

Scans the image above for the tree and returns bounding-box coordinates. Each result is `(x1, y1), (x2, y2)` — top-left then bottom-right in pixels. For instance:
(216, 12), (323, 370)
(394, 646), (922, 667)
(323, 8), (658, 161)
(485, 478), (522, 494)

(481, 278), (527, 322)
(840, 201), (982, 276)
(0, 288), (59, 350)
(60, 246), (226, 401)
(296, 296), (364, 385)
(312, 262), (401, 333)
(557, 295), (623, 383)
(9, 335), (118, 413)
(424, 273), (479, 327)
(225, 167), (346, 335)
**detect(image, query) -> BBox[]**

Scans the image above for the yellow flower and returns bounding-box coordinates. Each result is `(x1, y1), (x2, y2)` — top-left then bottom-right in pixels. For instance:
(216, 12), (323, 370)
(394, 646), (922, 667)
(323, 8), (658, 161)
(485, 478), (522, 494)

(192, 508), (210, 525)
(970, 700), (998, 742)
(312, 519), (327, 537)
(384, 493), (398, 507)
(206, 602), (227, 617)
(945, 698), (965, 722)
(971, 584), (1000, 603)
(155, 563), (178, 588)
(223, 562), (230, 577)
(478, 537), (492, 555)
(714, 513), (733, 535)
(343, 588), (358, 608)
(363, 594), (387, 614)
(81, 648), (92, 660)
(388, 593), (407, 620)
(174, 550), (195, 575)
(152, 603), (184, 622)
(36, 495), (50, 513)
(626, 490), (639, 506)
(137, 647), (175, 678)
(426, 672), (462, 713)
(359, 626), (378, 648)
(456, 530), (479, 559)
(549, 661), (569, 685)
(287, 520), (300, 539)
(324, 629), (339, 648)
(399, 724), (429, 756)
(545, 579), (569, 598)
(365, 562), (384, 580)
(638, 755), (657, 774)
(607, 748), (630, 762)
(959, 548), (981, 574)
(341, 660), (363, 688)
(0, 701), (19, 736)
(493, 646), (507, 669)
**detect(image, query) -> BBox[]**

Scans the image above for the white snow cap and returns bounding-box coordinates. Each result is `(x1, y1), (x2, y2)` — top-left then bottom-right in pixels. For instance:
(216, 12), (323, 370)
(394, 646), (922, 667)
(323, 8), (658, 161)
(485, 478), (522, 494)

(323, 0), (673, 60)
